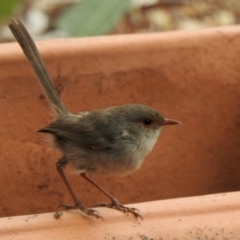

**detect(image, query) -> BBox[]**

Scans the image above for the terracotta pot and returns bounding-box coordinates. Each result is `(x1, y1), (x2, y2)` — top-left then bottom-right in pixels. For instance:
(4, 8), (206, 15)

(1, 192), (240, 239)
(0, 26), (240, 237)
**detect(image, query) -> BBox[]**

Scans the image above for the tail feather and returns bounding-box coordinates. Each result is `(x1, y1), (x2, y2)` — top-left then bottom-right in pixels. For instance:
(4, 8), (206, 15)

(9, 19), (69, 117)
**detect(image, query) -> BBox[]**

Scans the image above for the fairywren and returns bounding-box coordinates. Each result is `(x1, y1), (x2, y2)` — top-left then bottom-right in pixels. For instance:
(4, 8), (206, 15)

(9, 19), (180, 220)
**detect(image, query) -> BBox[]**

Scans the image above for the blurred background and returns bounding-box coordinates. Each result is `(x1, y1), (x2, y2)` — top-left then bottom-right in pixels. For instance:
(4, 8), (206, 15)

(0, 0), (240, 42)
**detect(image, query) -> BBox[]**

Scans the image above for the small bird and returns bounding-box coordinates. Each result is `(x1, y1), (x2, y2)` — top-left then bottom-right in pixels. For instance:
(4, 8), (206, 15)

(9, 19), (180, 220)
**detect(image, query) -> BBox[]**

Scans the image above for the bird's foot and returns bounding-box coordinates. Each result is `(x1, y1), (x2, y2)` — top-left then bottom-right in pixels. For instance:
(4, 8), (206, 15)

(95, 198), (142, 220)
(59, 200), (103, 219)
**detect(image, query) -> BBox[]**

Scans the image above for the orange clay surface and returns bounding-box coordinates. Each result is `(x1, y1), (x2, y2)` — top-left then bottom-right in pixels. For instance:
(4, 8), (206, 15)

(1, 192), (240, 239)
(0, 26), (240, 219)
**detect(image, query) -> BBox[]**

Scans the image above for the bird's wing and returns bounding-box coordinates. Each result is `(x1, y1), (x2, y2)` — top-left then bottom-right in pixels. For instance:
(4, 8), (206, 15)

(38, 115), (120, 151)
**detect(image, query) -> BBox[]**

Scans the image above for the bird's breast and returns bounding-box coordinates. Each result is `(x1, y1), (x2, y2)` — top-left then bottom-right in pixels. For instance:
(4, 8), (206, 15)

(129, 128), (161, 170)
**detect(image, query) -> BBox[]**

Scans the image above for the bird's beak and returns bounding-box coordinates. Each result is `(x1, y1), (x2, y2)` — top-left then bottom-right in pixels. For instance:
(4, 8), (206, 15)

(162, 118), (181, 126)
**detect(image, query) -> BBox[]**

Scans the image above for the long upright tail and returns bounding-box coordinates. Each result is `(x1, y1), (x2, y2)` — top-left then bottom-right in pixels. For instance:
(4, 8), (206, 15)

(9, 19), (69, 117)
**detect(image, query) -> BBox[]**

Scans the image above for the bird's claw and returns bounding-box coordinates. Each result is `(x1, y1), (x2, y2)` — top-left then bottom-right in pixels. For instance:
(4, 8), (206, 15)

(59, 201), (103, 219)
(95, 200), (142, 220)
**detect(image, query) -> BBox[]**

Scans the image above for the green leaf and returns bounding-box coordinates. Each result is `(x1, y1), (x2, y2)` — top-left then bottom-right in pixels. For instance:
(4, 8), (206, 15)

(0, 0), (22, 24)
(56, 0), (131, 37)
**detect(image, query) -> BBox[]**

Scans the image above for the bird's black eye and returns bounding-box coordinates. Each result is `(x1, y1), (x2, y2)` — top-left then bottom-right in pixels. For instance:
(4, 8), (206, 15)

(143, 119), (152, 125)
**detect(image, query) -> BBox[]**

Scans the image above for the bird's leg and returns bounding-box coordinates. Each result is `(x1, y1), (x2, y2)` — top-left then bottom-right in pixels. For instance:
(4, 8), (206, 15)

(56, 157), (102, 219)
(81, 173), (142, 220)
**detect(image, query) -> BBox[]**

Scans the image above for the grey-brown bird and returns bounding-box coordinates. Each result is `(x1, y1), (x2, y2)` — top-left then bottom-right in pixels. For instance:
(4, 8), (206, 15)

(9, 19), (180, 220)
